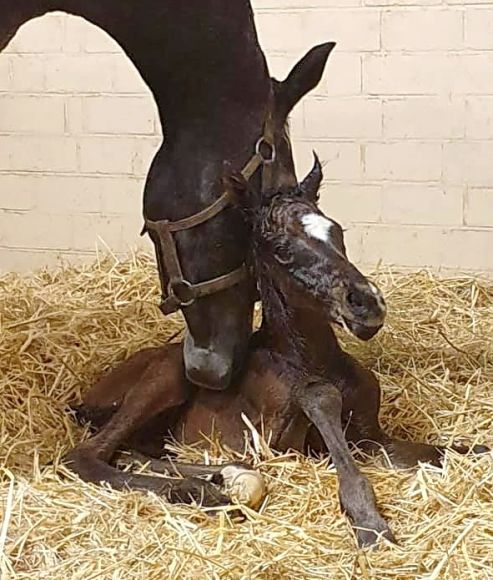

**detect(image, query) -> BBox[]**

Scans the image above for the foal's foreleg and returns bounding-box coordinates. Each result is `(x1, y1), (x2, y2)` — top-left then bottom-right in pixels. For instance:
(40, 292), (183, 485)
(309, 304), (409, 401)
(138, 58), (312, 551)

(371, 434), (489, 469)
(296, 382), (394, 547)
(340, 358), (489, 468)
(65, 361), (230, 507)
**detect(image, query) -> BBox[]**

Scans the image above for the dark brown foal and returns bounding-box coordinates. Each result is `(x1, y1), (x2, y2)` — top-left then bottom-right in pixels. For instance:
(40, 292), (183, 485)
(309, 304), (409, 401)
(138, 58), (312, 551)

(67, 346), (236, 507)
(67, 157), (488, 546)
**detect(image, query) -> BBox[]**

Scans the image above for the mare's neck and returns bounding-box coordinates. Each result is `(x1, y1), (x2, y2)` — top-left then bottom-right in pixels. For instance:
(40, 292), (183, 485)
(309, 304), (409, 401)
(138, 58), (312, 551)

(4, 1), (269, 144)
(3, 1), (272, 221)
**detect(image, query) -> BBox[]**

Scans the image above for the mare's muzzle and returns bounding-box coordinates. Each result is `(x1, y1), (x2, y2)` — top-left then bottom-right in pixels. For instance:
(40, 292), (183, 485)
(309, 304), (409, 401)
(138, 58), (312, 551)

(183, 332), (234, 391)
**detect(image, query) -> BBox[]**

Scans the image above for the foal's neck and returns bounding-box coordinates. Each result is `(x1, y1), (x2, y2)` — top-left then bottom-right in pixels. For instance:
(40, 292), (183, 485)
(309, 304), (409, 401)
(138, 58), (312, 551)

(259, 274), (341, 373)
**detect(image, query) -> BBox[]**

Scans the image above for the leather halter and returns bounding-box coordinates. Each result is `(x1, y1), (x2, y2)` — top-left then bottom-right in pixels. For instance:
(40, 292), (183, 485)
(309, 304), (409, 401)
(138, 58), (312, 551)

(144, 102), (276, 316)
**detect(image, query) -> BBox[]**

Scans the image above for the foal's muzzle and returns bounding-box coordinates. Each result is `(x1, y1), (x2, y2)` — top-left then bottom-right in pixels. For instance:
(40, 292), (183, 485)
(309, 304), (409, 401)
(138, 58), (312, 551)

(340, 282), (386, 341)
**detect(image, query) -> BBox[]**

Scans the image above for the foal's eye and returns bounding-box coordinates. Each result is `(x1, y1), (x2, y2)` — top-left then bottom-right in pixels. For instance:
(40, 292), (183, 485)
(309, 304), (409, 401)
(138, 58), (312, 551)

(275, 250), (292, 265)
(273, 243), (292, 265)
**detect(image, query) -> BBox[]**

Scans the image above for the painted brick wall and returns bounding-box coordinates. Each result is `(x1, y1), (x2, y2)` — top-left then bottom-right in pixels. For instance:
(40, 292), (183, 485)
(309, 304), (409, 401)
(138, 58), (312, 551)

(0, 3), (492, 274)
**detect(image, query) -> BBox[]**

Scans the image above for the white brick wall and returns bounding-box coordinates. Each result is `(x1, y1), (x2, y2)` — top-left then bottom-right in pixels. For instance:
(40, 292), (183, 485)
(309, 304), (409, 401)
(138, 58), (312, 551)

(0, 5), (492, 274)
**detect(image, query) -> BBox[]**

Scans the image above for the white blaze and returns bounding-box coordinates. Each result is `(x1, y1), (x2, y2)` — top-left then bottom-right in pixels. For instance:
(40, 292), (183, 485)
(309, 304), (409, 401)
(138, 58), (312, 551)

(301, 213), (333, 242)
(369, 281), (386, 313)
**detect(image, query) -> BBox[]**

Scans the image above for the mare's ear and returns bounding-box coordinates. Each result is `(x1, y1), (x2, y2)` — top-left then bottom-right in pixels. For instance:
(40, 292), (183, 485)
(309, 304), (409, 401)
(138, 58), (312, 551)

(276, 42), (336, 119)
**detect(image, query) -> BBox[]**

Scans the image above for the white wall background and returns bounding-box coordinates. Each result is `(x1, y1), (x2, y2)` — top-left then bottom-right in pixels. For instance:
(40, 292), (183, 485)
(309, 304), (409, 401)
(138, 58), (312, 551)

(0, 1), (492, 273)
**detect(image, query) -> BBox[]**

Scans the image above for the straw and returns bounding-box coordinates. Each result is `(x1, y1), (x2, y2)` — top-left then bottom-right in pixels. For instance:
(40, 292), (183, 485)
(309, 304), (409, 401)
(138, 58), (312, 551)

(0, 254), (491, 579)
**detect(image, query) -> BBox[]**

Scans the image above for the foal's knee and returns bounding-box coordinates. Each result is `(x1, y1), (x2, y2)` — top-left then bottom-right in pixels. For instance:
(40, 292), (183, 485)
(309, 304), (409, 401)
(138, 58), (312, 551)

(297, 382), (342, 417)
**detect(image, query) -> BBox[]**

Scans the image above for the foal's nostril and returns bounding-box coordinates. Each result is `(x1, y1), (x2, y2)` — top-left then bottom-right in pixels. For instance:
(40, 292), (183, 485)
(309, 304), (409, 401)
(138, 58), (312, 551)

(345, 284), (386, 326)
(346, 291), (366, 312)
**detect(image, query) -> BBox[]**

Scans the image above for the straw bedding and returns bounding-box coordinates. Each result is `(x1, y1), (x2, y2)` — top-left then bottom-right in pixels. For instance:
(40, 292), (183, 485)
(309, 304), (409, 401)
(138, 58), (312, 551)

(0, 253), (491, 579)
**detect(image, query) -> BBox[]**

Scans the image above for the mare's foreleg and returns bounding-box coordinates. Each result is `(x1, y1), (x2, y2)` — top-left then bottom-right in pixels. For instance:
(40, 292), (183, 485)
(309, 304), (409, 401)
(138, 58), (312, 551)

(296, 382), (393, 547)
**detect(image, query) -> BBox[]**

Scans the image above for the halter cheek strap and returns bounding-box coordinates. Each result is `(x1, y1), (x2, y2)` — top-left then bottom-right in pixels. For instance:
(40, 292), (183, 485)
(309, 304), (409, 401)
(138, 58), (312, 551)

(144, 190), (249, 315)
(144, 93), (276, 316)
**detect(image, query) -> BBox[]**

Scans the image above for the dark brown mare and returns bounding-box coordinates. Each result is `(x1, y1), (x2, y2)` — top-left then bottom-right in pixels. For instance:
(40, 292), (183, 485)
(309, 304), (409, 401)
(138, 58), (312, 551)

(1, 0), (334, 391)
(68, 159), (488, 547)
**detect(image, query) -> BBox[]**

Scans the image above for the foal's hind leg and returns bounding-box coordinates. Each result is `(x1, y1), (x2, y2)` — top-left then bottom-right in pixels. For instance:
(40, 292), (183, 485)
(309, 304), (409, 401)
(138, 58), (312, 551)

(114, 450), (256, 502)
(340, 356), (488, 469)
(297, 382), (394, 547)
(65, 348), (230, 507)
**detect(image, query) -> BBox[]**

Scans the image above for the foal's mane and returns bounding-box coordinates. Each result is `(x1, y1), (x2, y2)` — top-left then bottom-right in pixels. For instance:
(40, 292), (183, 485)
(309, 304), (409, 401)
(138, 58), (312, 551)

(247, 192), (315, 376)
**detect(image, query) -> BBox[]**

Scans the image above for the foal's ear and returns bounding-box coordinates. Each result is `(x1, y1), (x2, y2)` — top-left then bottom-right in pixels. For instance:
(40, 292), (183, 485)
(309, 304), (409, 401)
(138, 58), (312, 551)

(299, 152), (323, 204)
(276, 42), (336, 118)
(223, 170), (257, 210)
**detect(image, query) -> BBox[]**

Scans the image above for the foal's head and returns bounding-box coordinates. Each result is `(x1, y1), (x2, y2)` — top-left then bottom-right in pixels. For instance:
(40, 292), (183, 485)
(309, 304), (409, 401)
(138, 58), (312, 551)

(226, 156), (386, 341)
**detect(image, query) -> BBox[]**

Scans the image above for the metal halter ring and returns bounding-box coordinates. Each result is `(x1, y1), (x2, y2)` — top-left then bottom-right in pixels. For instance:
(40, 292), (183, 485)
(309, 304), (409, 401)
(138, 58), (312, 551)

(255, 137), (276, 165)
(167, 279), (196, 307)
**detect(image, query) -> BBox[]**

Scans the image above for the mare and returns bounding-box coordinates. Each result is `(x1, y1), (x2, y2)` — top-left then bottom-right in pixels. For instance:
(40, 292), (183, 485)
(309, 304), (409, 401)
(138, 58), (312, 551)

(68, 158), (488, 546)
(0, 0), (334, 390)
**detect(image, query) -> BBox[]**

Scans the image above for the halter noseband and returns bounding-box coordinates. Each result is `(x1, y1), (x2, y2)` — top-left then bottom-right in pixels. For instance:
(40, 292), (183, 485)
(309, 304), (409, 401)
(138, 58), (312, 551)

(144, 103), (276, 316)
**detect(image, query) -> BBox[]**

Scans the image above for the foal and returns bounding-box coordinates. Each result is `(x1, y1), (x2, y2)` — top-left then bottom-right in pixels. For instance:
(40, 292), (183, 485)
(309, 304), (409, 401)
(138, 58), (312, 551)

(68, 157), (486, 546)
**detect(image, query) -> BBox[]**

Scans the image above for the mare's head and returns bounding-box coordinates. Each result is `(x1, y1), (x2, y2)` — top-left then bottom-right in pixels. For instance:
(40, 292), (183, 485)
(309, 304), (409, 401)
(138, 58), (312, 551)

(226, 156), (386, 341)
(146, 42), (337, 390)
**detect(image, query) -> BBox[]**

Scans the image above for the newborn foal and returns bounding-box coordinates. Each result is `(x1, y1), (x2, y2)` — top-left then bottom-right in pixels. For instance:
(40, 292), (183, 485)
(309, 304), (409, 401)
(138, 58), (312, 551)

(68, 157), (485, 546)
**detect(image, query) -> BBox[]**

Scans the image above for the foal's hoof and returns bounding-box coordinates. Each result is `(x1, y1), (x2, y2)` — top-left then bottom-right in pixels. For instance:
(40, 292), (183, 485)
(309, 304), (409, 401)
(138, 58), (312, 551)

(210, 461), (252, 485)
(355, 518), (395, 548)
(167, 477), (231, 508)
(218, 464), (266, 509)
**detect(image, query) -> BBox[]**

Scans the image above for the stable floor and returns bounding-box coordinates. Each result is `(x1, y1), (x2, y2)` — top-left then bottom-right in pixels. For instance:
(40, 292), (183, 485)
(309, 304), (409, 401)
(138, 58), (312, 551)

(0, 255), (492, 579)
